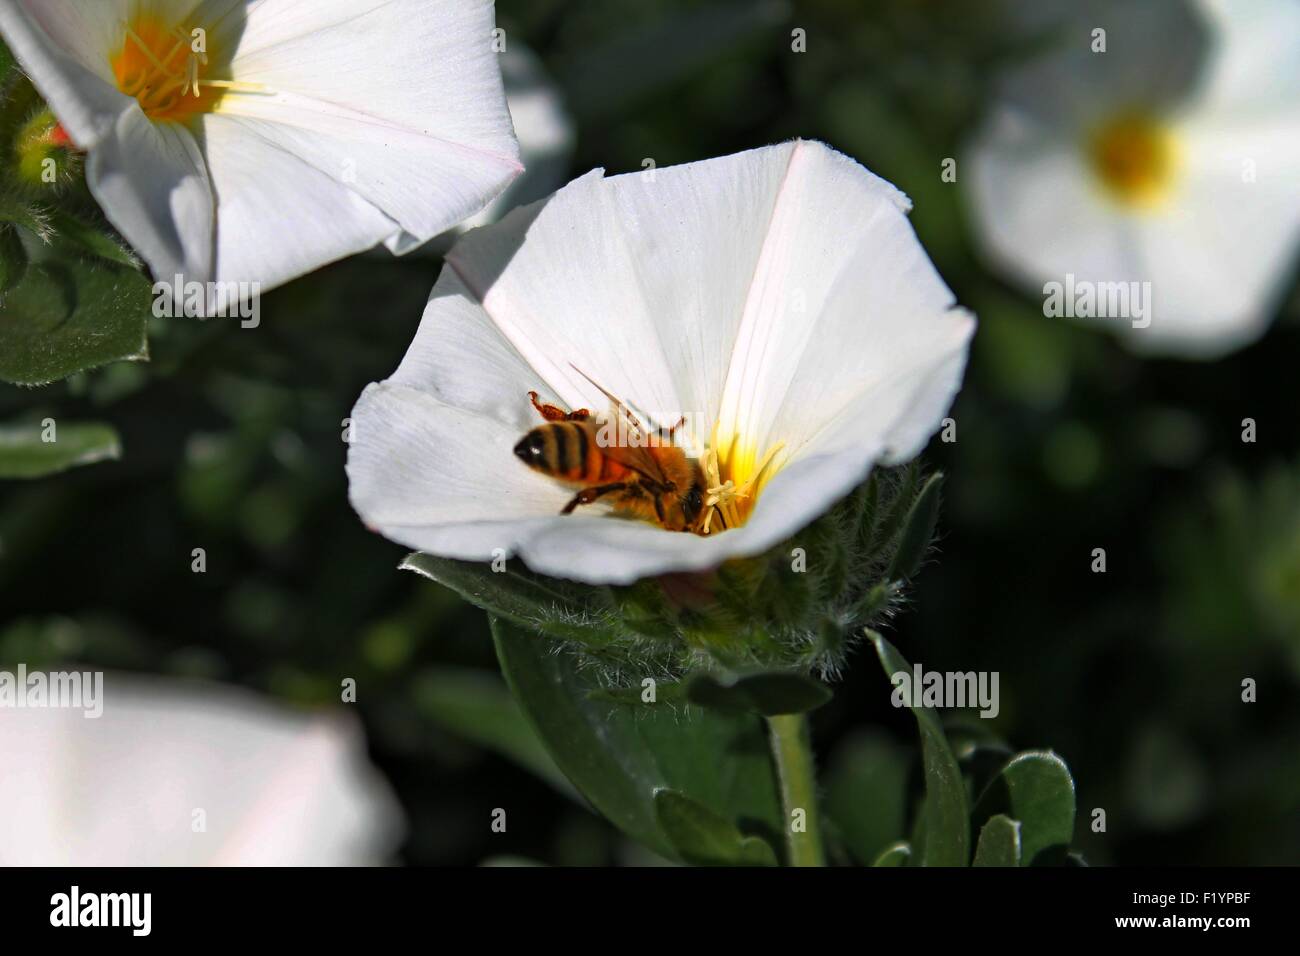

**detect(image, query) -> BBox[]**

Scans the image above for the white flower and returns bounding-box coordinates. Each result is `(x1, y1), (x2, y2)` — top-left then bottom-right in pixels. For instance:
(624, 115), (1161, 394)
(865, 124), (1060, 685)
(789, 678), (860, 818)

(347, 140), (974, 585)
(0, 0), (522, 292)
(0, 675), (403, 865)
(966, 0), (1300, 357)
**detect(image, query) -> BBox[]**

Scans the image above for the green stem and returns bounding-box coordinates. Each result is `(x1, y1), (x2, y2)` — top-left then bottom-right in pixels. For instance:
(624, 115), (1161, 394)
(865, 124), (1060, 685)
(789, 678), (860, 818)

(766, 712), (825, 866)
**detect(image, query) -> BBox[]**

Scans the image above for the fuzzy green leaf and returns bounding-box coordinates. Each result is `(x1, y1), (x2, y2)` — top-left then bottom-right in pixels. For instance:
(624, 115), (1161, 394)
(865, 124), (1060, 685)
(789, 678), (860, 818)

(402, 552), (618, 648)
(491, 616), (785, 863)
(0, 258), (150, 386)
(47, 210), (141, 269)
(0, 223), (27, 295)
(0, 422), (121, 479)
(973, 750), (1076, 866)
(869, 630), (970, 866)
(653, 789), (778, 866)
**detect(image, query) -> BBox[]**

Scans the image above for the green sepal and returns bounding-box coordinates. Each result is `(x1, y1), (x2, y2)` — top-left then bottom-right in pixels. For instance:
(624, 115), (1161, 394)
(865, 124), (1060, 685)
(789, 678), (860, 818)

(887, 472), (944, 582)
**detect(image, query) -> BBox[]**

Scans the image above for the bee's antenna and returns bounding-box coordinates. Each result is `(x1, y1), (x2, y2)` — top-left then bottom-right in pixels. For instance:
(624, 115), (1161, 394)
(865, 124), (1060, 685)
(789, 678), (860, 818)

(568, 363), (646, 430)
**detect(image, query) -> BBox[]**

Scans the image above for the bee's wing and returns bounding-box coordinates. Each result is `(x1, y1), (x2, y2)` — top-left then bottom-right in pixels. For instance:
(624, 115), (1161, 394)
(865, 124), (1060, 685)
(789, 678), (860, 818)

(567, 364), (673, 484)
(598, 412), (672, 486)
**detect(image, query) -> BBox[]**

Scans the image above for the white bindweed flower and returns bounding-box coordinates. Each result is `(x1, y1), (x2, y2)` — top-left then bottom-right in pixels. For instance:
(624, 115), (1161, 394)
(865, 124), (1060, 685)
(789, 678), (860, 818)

(347, 140), (974, 585)
(0, 0), (522, 293)
(966, 0), (1300, 357)
(0, 675), (403, 865)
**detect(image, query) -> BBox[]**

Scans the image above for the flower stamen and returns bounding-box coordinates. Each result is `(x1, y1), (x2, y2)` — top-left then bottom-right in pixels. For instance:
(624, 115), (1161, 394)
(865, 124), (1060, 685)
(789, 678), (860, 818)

(700, 439), (785, 534)
(112, 17), (267, 123)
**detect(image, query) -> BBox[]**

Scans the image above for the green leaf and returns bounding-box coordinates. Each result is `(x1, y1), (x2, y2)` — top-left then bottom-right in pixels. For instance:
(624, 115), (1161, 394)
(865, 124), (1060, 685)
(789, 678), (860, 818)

(0, 258), (150, 386)
(872, 841), (912, 866)
(685, 669), (833, 716)
(653, 789), (778, 866)
(411, 667), (575, 799)
(47, 210), (141, 269)
(972, 814), (1022, 867)
(491, 616), (785, 863)
(0, 36), (14, 82)
(0, 422), (121, 479)
(402, 552), (618, 648)
(973, 750), (1076, 866)
(586, 680), (688, 707)
(869, 631), (970, 866)
(823, 730), (911, 866)
(0, 223), (27, 296)
(886, 472), (944, 582)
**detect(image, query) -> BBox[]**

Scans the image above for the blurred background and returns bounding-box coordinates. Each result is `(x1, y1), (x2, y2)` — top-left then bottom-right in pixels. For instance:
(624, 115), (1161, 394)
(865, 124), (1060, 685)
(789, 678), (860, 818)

(1, 0), (1297, 865)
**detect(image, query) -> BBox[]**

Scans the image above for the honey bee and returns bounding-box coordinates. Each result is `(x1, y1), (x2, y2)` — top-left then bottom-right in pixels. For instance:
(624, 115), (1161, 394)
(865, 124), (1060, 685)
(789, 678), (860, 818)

(513, 371), (711, 533)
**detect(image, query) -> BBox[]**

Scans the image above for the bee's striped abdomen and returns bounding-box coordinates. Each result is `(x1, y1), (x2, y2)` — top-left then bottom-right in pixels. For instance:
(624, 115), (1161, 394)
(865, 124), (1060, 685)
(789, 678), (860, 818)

(514, 421), (631, 485)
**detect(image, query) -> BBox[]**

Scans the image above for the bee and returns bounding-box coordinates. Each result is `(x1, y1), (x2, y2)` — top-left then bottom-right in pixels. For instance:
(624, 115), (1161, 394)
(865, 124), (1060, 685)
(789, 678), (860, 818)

(513, 371), (711, 534)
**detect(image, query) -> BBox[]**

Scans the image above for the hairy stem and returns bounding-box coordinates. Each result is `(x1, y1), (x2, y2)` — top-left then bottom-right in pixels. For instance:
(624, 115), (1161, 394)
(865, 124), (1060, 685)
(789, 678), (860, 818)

(766, 712), (825, 866)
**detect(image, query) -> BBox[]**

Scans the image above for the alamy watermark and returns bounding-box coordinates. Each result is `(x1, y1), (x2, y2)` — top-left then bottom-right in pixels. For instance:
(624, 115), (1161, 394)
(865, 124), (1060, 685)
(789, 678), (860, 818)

(0, 664), (104, 718)
(152, 274), (261, 328)
(50, 886), (151, 936)
(890, 663), (1000, 718)
(1043, 273), (1151, 329)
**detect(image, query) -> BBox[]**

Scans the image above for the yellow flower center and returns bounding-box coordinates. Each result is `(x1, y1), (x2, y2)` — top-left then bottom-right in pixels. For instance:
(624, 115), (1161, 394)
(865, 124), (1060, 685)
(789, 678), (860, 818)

(1087, 112), (1179, 208)
(699, 428), (785, 535)
(111, 16), (261, 123)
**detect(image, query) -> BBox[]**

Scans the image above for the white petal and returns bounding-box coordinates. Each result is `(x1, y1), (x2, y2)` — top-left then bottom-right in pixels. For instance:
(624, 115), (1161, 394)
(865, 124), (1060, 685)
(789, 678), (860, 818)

(0, 675), (403, 866)
(1194, 0), (1300, 110)
(197, 112), (398, 288)
(349, 142), (973, 584)
(86, 106), (215, 283)
(202, 91), (519, 260)
(0, 0), (132, 147)
(223, 0), (521, 248)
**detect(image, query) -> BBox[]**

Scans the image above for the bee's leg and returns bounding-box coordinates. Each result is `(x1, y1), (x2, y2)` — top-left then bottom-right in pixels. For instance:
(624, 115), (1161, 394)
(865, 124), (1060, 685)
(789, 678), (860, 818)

(529, 390), (592, 422)
(560, 482), (628, 515)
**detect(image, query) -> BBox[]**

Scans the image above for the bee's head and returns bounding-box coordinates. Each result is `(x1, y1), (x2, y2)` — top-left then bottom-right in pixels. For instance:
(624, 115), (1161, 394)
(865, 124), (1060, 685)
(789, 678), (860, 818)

(679, 481), (706, 532)
(513, 428), (549, 471)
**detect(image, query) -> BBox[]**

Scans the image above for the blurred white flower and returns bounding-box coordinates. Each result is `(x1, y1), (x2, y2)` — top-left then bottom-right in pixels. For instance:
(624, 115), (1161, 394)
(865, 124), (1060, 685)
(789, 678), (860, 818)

(0, 0), (522, 293)
(966, 0), (1300, 356)
(0, 675), (403, 865)
(347, 140), (974, 585)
